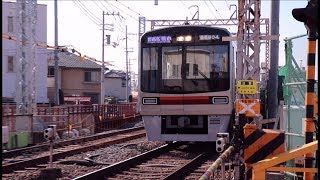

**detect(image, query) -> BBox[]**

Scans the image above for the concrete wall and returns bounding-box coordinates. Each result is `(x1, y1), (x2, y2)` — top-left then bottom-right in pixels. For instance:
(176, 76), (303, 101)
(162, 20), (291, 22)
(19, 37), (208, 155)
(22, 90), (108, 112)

(2, 1), (48, 103)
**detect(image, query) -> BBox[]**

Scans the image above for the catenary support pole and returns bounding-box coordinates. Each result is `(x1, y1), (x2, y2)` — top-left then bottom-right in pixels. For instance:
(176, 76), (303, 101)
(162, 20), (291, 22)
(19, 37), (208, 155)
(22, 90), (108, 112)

(54, 0), (59, 105)
(101, 11), (105, 104)
(267, 0), (280, 120)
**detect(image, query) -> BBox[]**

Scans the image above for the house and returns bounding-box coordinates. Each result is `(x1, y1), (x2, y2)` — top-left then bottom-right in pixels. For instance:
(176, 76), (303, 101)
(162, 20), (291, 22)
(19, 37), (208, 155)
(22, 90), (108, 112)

(104, 70), (131, 102)
(47, 51), (103, 104)
(2, 1), (48, 103)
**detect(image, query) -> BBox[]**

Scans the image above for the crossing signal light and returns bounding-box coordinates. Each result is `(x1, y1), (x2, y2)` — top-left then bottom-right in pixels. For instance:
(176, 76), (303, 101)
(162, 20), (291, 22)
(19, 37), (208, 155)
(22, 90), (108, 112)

(292, 0), (318, 33)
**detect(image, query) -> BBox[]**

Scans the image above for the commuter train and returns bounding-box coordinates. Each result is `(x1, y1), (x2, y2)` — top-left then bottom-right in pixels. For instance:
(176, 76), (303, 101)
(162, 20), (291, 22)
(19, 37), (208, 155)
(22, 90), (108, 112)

(138, 25), (235, 142)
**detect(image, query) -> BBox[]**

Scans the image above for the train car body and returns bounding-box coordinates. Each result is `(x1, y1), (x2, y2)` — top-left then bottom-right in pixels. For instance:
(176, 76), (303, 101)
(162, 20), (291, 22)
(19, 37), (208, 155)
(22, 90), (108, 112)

(138, 25), (235, 142)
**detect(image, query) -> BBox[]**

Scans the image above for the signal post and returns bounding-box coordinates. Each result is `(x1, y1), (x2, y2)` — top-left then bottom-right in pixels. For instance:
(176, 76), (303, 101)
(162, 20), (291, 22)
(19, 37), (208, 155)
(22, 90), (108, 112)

(292, 0), (318, 179)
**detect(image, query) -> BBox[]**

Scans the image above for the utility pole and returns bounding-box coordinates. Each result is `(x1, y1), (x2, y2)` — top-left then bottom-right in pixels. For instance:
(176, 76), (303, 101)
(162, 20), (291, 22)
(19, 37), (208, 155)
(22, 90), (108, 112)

(125, 25), (128, 102)
(267, 0), (280, 120)
(101, 12), (120, 104)
(101, 11), (105, 105)
(124, 27), (136, 102)
(54, 0), (59, 106)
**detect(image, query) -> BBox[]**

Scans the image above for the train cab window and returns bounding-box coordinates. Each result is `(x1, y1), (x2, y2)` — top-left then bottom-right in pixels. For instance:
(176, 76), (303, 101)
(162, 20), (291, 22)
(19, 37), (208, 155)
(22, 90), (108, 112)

(160, 46), (183, 92)
(184, 45), (229, 92)
(141, 47), (159, 92)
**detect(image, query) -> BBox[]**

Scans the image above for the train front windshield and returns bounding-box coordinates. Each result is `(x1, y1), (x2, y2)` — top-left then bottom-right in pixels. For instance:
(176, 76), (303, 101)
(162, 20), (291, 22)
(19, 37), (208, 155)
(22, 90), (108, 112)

(141, 44), (230, 94)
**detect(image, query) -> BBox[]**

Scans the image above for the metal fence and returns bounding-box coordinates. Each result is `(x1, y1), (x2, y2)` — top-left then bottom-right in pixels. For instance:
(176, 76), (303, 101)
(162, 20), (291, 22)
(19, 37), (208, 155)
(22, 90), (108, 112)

(2, 103), (140, 149)
(281, 34), (318, 168)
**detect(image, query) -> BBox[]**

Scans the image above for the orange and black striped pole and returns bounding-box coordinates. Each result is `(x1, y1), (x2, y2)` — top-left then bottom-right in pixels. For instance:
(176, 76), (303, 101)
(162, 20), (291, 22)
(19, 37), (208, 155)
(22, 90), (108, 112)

(292, 1), (317, 178)
(304, 31), (317, 180)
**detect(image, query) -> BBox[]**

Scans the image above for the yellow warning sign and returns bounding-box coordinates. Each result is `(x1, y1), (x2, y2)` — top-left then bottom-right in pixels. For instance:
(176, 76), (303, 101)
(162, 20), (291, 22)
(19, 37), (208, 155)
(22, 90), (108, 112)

(237, 80), (257, 94)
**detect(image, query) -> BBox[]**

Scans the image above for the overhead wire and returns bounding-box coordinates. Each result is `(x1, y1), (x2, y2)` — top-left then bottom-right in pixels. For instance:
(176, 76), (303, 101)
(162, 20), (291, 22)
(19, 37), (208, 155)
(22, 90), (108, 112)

(204, 1), (218, 19)
(76, 0), (102, 23)
(103, 0), (139, 22)
(207, 0), (233, 32)
(208, 0), (224, 20)
(179, 0), (195, 18)
(97, 1), (117, 21)
(92, 1), (105, 12)
(224, 0), (235, 19)
(72, 0), (101, 27)
(114, 0), (142, 16)
(2, 34), (113, 66)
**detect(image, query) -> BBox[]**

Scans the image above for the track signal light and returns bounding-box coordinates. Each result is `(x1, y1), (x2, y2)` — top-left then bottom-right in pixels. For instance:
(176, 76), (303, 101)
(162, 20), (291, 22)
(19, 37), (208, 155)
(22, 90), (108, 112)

(44, 128), (54, 141)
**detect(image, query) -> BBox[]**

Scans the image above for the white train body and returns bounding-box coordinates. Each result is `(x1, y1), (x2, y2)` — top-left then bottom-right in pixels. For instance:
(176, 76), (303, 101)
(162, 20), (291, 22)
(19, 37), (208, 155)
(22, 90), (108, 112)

(138, 25), (235, 142)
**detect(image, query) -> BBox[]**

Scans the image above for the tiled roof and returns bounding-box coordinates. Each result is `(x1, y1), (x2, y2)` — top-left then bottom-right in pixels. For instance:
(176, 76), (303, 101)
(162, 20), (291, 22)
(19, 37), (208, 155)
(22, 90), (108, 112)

(105, 70), (130, 79)
(48, 51), (101, 69)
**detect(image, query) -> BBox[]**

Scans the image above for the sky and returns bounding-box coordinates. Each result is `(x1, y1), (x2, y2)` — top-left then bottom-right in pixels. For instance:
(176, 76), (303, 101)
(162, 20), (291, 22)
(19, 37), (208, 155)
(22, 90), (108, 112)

(32, 0), (316, 77)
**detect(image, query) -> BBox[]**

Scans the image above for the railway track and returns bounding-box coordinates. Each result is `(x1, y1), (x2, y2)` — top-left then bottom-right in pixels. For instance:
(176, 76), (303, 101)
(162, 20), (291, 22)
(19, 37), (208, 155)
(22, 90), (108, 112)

(3, 126), (144, 159)
(74, 142), (218, 180)
(2, 127), (146, 174)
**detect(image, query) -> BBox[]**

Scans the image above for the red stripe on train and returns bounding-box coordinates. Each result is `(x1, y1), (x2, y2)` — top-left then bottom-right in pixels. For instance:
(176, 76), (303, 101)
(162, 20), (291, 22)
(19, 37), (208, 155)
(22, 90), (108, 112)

(159, 96), (209, 105)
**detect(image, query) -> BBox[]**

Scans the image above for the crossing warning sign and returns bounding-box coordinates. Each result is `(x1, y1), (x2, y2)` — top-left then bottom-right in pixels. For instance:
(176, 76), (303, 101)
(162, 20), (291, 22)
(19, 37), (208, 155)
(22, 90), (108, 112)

(236, 99), (260, 117)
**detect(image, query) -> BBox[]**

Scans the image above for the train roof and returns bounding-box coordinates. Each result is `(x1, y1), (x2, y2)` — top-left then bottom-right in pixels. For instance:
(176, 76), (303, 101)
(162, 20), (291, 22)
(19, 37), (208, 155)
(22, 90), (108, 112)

(140, 25), (231, 39)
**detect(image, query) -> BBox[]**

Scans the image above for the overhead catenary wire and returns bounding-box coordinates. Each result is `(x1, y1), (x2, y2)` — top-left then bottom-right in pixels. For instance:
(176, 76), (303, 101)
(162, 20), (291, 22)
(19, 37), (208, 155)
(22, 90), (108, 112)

(179, 0), (194, 17)
(208, 0), (224, 20)
(76, 0), (102, 23)
(207, 0), (233, 32)
(114, 0), (142, 16)
(97, 1), (117, 21)
(103, 0), (139, 22)
(3, 34), (113, 66)
(92, 1), (105, 12)
(72, 0), (101, 27)
(204, 0), (218, 19)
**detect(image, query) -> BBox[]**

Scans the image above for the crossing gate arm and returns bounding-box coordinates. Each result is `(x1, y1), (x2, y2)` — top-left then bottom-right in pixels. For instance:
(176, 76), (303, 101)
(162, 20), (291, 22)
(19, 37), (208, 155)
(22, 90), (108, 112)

(251, 140), (318, 180)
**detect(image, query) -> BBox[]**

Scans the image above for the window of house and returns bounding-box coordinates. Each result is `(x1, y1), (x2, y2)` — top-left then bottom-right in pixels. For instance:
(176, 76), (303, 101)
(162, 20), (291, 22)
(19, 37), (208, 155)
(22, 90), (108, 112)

(121, 78), (126, 87)
(193, 64), (199, 76)
(7, 56), (14, 72)
(8, 16), (13, 33)
(84, 71), (98, 82)
(47, 66), (55, 77)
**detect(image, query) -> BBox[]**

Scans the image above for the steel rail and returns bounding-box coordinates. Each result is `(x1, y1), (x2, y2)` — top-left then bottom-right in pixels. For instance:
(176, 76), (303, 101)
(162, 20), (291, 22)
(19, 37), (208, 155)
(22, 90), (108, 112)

(73, 142), (180, 180)
(2, 130), (146, 173)
(2, 126), (144, 159)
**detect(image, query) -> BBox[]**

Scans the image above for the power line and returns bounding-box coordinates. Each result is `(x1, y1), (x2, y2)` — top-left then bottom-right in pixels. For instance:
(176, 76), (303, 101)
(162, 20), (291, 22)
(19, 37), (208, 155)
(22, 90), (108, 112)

(204, 1), (218, 19)
(115, 0), (142, 16)
(76, 0), (102, 22)
(224, 0), (230, 9)
(208, 0), (224, 20)
(224, 0), (234, 18)
(92, 1), (105, 12)
(97, 1), (116, 21)
(73, 0), (100, 27)
(179, 0), (194, 17)
(207, 0), (233, 32)
(103, 0), (138, 22)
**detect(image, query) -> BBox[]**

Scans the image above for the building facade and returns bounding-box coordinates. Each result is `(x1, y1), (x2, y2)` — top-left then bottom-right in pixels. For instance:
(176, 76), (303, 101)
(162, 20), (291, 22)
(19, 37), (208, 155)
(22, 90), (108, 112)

(2, 1), (48, 103)
(104, 70), (131, 102)
(47, 51), (102, 104)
